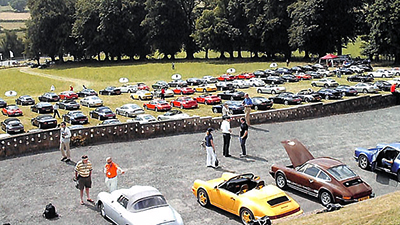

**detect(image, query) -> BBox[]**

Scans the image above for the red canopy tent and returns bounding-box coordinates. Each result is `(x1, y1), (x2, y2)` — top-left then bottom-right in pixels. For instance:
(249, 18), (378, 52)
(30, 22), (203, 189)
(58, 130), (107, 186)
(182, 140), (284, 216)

(320, 54), (337, 59)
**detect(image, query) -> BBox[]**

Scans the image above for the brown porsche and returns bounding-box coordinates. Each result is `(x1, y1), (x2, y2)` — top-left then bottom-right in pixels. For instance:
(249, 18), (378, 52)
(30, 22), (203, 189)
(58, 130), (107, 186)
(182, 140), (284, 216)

(270, 139), (374, 206)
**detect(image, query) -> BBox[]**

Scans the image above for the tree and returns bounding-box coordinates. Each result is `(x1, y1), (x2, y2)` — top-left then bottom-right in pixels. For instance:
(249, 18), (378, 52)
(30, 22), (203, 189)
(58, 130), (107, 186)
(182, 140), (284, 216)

(10, 0), (27, 12)
(141, 0), (187, 60)
(0, 30), (24, 58)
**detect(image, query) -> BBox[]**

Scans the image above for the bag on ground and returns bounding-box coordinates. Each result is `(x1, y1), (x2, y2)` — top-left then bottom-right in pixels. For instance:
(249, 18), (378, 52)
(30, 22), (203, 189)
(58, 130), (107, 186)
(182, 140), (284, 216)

(43, 203), (58, 219)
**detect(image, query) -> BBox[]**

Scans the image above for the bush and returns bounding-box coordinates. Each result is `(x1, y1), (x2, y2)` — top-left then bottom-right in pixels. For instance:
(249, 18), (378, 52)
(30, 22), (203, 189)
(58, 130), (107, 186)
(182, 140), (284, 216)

(71, 135), (86, 147)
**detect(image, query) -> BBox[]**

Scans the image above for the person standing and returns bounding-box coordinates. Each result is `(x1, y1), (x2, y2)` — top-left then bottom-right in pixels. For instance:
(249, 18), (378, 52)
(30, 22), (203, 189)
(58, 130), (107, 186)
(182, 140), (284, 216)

(172, 62), (175, 70)
(239, 117), (249, 157)
(60, 122), (71, 162)
(50, 85), (55, 92)
(220, 116), (232, 157)
(243, 93), (253, 125)
(104, 157), (125, 192)
(53, 103), (60, 118)
(204, 128), (217, 168)
(160, 88), (165, 100)
(222, 103), (231, 116)
(75, 155), (93, 205)
(70, 85), (74, 91)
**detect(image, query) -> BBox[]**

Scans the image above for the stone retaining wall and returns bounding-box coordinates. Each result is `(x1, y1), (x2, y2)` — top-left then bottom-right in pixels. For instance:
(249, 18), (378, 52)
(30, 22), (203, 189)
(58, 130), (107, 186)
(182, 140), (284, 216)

(0, 94), (396, 158)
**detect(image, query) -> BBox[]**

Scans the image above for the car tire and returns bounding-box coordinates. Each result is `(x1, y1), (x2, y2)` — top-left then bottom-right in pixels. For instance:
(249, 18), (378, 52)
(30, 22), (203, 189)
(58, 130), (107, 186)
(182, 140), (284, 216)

(275, 172), (287, 189)
(319, 190), (333, 206)
(230, 96), (234, 101)
(271, 90), (276, 94)
(240, 208), (255, 225)
(325, 95), (329, 100)
(180, 105), (184, 109)
(311, 83), (317, 87)
(155, 107), (158, 112)
(203, 89), (206, 93)
(397, 171), (400, 182)
(284, 100), (289, 105)
(213, 108), (218, 113)
(257, 89), (261, 93)
(305, 98), (310, 103)
(39, 123), (43, 129)
(358, 155), (369, 170)
(205, 101), (208, 105)
(197, 188), (210, 207)
(363, 89), (368, 94)
(254, 105), (259, 110)
(97, 202), (106, 218)
(324, 84), (329, 88)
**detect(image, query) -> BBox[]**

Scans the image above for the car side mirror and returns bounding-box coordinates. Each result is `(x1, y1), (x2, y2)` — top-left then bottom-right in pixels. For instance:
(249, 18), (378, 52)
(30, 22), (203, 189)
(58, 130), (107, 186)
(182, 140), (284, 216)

(254, 176), (260, 181)
(214, 186), (218, 189)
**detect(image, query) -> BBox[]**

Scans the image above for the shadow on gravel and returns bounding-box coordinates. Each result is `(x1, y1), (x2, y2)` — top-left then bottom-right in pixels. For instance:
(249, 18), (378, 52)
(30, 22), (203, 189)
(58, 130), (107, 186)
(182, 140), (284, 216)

(249, 126), (270, 133)
(65, 160), (77, 166)
(229, 155), (268, 163)
(214, 167), (236, 173)
(202, 204), (242, 224)
(84, 202), (98, 212)
(375, 171), (399, 187)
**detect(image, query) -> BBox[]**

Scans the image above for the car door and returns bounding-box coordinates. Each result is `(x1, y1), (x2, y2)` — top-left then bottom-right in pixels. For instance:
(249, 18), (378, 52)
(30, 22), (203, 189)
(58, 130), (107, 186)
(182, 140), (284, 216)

(108, 195), (130, 225)
(297, 164), (323, 197)
(211, 185), (237, 213)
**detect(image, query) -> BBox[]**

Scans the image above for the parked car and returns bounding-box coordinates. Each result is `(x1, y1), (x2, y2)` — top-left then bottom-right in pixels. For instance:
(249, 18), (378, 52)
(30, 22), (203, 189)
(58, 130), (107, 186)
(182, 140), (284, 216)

(351, 82), (379, 94)
(316, 69), (334, 77)
(349, 65), (364, 74)
(202, 75), (217, 83)
(2, 105), (23, 117)
(386, 77), (400, 86)
(355, 142), (400, 181)
(235, 72), (255, 79)
(216, 82), (235, 91)
(143, 99), (172, 112)
(15, 95), (35, 105)
(115, 104), (145, 117)
(317, 88), (343, 100)
(127, 114), (157, 124)
(212, 101), (244, 114)
(231, 80), (250, 89)
(152, 89), (174, 98)
(99, 119), (120, 125)
(270, 139), (374, 206)
(0, 98), (7, 108)
(307, 71), (324, 79)
(63, 111), (89, 124)
(256, 85), (286, 94)
(346, 74), (374, 82)
(152, 81), (169, 90)
(38, 92), (60, 102)
(56, 100), (80, 110)
(130, 90), (153, 100)
(157, 110), (190, 121)
(217, 90), (246, 100)
(333, 67), (354, 75)
(195, 95), (222, 105)
(390, 68), (400, 76)
(281, 74), (299, 82)
(194, 84), (217, 92)
(253, 70), (268, 78)
(31, 102), (53, 113)
(168, 79), (188, 87)
(335, 85), (358, 96)
(275, 67), (292, 75)
(251, 96), (273, 110)
(295, 73), (312, 80)
(77, 89), (98, 97)
(31, 114), (57, 129)
(96, 186), (184, 225)
(1, 118), (24, 134)
(59, 91), (78, 100)
(192, 172), (302, 224)
(172, 87), (195, 95)
(248, 78), (265, 87)
(99, 86), (122, 95)
(263, 76), (285, 84)
(89, 106), (116, 120)
(170, 97), (198, 109)
(217, 74), (235, 81)
(367, 69), (393, 78)
(296, 89), (322, 102)
(186, 77), (205, 86)
(137, 82), (150, 91)
(269, 92), (302, 105)
(374, 80), (392, 91)
(311, 78), (339, 88)
(80, 96), (103, 107)
(117, 84), (138, 93)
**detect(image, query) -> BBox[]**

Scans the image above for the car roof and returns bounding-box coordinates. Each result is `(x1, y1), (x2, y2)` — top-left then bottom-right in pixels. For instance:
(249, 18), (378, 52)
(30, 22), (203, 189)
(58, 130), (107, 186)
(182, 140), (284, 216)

(307, 157), (344, 170)
(123, 186), (162, 203)
(281, 139), (314, 168)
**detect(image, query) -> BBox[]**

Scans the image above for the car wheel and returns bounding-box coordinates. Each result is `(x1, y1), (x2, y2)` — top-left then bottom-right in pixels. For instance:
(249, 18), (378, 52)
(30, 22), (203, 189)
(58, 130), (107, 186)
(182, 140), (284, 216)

(97, 202), (106, 218)
(325, 95), (329, 100)
(257, 89), (261, 93)
(155, 107), (158, 112)
(197, 188), (210, 207)
(275, 173), (287, 189)
(213, 108), (218, 113)
(39, 123), (43, 129)
(240, 208), (254, 225)
(144, 105), (148, 110)
(203, 89), (206, 93)
(205, 101), (208, 105)
(342, 92), (346, 97)
(180, 105), (184, 109)
(116, 110), (120, 115)
(311, 83), (317, 87)
(305, 98), (310, 103)
(397, 171), (400, 182)
(230, 96), (234, 101)
(358, 155), (369, 170)
(254, 105), (259, 110)
(284, 100), (289, 105)
(271, 90), (276, 94)
(324, 84), (329, 88)
(363, 89), (368, 94)
(319, 190), (333, 206)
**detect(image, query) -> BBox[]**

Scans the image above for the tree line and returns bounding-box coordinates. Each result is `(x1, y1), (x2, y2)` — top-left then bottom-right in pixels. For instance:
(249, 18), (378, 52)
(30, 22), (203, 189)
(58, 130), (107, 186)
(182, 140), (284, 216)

(4, 0), (400, 64)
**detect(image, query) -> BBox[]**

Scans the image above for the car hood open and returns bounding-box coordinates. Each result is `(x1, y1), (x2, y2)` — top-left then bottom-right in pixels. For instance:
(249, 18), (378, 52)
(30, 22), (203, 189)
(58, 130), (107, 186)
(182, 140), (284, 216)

(281, 139), (314, 168)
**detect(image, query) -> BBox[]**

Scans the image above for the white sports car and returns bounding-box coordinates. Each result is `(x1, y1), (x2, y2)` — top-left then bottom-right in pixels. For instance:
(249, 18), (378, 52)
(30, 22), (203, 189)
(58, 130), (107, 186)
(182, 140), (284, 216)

(256, 85), (286, 94)
(157, 110), (190, 121)
(80, 96), (103, 107)
(96, 186), (184, 225)
(127, 114), (157, 124)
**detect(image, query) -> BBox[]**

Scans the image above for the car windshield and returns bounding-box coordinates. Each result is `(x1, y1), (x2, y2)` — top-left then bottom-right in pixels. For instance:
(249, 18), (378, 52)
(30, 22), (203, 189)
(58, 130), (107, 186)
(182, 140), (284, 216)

(327, 165), (357, 181)
(143, 115), (155, 120)
(131, 195), (167, 211)
(127, 104), (140, 109)
(8, 106), (19, 110)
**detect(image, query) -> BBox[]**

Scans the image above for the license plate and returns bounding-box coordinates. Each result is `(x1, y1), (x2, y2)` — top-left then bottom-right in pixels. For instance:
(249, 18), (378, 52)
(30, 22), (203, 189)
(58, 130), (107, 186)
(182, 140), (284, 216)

(14, 129), (20, 132)
(358, 196), (369, 201)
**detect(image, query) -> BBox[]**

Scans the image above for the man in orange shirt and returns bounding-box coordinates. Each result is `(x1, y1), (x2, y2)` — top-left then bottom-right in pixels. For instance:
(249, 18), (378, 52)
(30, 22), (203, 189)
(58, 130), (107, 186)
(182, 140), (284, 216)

(104, 157), (125, 192)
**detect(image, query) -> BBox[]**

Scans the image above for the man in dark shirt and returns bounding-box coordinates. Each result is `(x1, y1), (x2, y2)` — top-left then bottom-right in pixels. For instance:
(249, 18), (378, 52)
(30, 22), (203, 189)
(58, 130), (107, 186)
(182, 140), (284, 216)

(239, 117), (248, 157)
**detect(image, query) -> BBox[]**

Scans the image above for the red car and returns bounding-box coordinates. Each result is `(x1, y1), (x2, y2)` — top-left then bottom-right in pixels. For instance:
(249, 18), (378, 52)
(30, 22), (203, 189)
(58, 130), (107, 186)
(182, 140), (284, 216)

(137, 83), (150, 91)
(235, 72), (255, 79)
(295, 73), (312, 80)
(195, 95), (221, 105)
(217, 74), (235, 81)
(170, 97), (198, 109)
(2, 105), (23, 117)
(173, 87), (195, 95)
(143, 99), (171, 112)
(59, 91), (78, 100)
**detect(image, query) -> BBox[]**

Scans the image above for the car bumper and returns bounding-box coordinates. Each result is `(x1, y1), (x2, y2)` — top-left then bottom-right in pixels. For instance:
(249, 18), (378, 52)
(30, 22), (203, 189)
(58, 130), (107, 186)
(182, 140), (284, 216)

(336, 193), (375, 203)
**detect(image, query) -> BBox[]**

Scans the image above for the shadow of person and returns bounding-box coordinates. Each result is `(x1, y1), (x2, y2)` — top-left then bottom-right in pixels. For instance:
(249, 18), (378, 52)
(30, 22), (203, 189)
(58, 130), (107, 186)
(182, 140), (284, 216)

(245, 155), (268, 162)
(214, 167), (236, 173)
(248, 126), (269, 133)
(66, 160), (76, 166)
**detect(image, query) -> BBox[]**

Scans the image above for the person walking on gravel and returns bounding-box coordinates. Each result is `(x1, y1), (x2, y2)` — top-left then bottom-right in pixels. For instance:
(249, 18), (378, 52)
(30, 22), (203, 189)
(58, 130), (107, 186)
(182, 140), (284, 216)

(75, 155), (93, 205)
(60, 122), (71, 162)
(104, 157), (125, 192)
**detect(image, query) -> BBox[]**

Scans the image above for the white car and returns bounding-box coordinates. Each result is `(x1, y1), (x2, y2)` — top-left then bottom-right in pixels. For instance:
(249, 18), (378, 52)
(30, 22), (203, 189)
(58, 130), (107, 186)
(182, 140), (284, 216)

(96, 186), (184, 225)
(127, 114), (157, 124)
(349, 65), (364, 74)
(316, 69), (334, 77)
(256, 85), (286, 94)
(157, 110), (190, 121)
(115, 104), (145, 117)
(351, 82), (379, 94)
(387, 77), (400, 85)
(367, 69), (393, 78)
(231, 80), (250, 89)
(390, 68), (400, 76)
(153, 89), (174, 98)
(248, 78), (265, 87)
(130, 90), (153, 100)
(118, 84), (138, 93)
(311, 78), (339, 88)
(80, 96), (103, 107)
(202, 75), (217, 83)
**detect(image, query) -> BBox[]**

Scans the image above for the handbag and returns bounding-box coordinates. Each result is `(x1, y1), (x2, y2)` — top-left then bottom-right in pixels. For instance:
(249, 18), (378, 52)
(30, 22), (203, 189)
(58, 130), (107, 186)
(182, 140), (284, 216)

(215, 158), (219, 167)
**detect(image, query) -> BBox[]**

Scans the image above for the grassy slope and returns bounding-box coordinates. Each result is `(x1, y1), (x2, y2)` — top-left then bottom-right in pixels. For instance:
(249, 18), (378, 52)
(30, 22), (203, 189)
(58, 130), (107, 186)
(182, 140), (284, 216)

(276, 191), (400, 225)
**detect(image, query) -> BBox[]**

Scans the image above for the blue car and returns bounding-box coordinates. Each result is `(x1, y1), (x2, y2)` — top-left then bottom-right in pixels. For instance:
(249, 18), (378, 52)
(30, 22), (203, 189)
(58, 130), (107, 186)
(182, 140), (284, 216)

(354, 143), (400, 181)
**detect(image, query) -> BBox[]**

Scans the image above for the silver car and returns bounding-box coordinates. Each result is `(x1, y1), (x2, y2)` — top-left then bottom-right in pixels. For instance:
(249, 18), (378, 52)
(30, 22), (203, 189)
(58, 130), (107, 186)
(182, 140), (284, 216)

(80, 96), (103, 107)
(351, 82), (379, 94)
(115, 104), (145, 117)
(256, 85), (286, 94)
(311, 78), (339, 88)
(118, 84), (138, 93)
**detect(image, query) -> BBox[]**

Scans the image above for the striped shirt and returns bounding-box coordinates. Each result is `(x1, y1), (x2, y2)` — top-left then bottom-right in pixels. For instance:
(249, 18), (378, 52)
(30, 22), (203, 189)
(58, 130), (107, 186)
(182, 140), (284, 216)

(75, 160), (92, 177)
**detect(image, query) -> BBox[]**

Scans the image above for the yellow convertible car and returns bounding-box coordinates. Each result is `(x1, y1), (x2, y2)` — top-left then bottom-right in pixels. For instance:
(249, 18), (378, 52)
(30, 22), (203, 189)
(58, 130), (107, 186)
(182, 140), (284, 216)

(192, 173), (302, 224)
(194, 84), (217, 93)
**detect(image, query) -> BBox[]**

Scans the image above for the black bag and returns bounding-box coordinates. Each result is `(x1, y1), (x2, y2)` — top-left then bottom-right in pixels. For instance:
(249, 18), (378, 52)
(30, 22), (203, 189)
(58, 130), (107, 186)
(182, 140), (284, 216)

(215, 158), (219, 167)
(43, 203), (58, 219)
